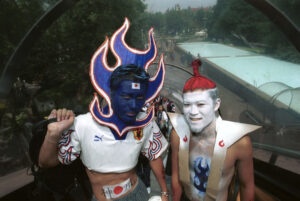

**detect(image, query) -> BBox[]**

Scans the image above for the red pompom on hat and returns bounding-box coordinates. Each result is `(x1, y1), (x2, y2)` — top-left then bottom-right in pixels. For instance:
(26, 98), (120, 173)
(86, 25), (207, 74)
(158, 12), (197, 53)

(183, 59), (216, 92)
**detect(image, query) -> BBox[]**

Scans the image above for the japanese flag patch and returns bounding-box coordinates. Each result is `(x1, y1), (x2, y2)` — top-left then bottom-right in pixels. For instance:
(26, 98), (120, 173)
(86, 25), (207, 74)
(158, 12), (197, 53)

(132, 82), (140, 89)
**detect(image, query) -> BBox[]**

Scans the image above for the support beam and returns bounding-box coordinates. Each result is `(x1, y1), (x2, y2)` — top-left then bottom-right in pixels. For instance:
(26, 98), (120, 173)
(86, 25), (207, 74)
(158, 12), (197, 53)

(0, 0), (80, 98)
(244, 0), (300, 52)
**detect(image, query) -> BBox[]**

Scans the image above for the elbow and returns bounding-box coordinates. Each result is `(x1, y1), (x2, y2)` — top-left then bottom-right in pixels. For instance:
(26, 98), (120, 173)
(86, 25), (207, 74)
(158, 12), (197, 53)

(38, 162), (46, 168)
(38, 155), (59, 168)
(38, 159), (48, 168)
(38, 151), (47, 168)
(38, 153), (45, 168)
(38, 160), (59, 168)
(38, 158), (49, 168)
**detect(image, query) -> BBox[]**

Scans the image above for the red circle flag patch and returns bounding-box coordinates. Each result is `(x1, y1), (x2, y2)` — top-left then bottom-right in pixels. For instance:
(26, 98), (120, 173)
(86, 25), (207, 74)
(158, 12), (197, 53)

(114, 186), (123, 194)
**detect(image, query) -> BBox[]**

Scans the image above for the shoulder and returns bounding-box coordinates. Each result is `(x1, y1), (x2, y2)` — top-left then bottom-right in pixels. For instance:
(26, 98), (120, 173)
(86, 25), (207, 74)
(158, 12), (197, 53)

(236, 135), (252, 152)
(75, 112), (93, 121)
(217, 117), (260, 148)
(73, 112), (103, 130)
(168, 113), (189, 138)
(229, 135), (253, 158)
(143, 119), (159, 132)
(170, 128), (180, 147)
(236, 135), (252, 146)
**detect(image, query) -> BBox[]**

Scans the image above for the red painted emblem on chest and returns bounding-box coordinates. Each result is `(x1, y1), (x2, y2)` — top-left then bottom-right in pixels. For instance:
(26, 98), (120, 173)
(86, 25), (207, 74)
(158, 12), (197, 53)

(183, 135), (188, 142)
(218, 140), (225, 147)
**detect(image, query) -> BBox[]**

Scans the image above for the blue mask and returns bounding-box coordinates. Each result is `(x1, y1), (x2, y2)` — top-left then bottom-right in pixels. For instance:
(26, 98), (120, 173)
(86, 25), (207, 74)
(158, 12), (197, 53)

(89, 18), (165, 137)
(111, 80), (148, 124)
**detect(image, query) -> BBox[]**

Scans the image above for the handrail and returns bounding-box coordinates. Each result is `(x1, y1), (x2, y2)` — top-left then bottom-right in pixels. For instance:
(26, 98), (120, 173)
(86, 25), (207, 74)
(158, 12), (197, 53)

(252, 142), (300, 160)
(0, 168), (33, 198)
(254, 158), (300, 201)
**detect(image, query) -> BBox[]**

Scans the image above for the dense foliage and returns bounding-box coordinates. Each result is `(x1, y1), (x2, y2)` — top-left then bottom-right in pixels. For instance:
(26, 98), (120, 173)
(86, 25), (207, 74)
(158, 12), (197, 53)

(1, 0), (147, 110)
(0, 0), (299, 108)
(23, 0), (147, 108)
(144, 0), (300, 62)
(209, 0), (300, 62)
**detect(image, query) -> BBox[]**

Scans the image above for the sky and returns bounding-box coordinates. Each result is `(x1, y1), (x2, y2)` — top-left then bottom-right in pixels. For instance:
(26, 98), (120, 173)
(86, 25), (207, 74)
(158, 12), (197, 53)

(144, 0), (217, 13)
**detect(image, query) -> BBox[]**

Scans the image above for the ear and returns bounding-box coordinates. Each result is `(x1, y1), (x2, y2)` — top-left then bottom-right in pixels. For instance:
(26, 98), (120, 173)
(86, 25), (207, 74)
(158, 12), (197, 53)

(214, 98), (221, 112)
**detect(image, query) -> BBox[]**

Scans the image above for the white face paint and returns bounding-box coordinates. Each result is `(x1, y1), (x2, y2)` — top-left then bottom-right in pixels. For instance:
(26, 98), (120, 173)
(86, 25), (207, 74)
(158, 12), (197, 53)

(183, 89), (219, 133)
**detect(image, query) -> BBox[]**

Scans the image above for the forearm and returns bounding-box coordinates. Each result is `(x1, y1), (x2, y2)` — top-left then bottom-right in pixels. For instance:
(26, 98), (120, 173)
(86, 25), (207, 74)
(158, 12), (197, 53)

(38, 108), (75, 168)
(170, 128), (182, 201)
(38, 130), (60, 167)
(171, 174), (182, 201)
(149, 157), (169, 198)
(239, 182), (255, 201)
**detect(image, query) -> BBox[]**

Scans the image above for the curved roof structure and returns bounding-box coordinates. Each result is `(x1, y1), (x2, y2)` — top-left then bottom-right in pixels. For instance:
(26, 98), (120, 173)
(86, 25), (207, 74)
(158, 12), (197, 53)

(272, 87), (300, 113)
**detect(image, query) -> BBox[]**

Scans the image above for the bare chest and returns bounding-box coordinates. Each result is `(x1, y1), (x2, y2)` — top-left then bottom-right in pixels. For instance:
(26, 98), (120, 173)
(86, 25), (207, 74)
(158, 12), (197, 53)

(189, 136), (216, 159)
(187, 136), (236, 200)
(189, 136), (236, 172)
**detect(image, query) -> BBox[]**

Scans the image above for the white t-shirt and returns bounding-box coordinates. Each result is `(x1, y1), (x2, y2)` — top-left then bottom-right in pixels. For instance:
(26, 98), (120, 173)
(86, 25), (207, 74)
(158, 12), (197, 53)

(58, 112), (168, 173)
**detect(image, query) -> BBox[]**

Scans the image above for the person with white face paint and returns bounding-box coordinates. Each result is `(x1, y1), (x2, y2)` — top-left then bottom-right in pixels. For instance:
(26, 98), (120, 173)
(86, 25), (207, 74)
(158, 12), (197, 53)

(169, 59), (261, 201)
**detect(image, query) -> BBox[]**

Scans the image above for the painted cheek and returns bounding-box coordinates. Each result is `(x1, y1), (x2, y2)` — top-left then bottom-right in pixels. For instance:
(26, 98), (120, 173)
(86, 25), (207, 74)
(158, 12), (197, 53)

(183, 105), (190, 116)
(118, 98), (127, 109)
(136, 101), (145, 111)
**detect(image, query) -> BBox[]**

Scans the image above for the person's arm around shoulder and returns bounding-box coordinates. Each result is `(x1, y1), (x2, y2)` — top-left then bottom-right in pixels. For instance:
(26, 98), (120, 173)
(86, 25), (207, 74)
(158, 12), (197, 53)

(170, 128), (182, 201)
(39, 108), (75, 168)
(149, 157), (169, 201)
(235, 135), (255, 201)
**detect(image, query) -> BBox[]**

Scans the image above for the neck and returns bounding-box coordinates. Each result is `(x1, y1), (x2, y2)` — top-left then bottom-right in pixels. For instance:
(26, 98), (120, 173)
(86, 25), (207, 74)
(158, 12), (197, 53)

(192, 118), (217, 140)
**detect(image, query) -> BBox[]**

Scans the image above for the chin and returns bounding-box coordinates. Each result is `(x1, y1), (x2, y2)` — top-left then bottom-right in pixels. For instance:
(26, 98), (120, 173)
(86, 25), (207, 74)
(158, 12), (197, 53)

(124, 119), (136, 124)
(188, 122), (204, 133)
(190, 127), (203, 133)
(119, 116), (136, 124)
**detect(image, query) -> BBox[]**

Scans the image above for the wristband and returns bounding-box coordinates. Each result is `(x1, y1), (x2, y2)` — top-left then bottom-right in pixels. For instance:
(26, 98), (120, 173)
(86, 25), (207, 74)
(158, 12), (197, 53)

(161, 191), (169, 197)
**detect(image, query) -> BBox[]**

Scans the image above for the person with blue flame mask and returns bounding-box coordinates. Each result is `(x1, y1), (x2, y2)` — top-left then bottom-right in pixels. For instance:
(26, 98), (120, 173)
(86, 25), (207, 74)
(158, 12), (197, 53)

(38, 18), (169, 201)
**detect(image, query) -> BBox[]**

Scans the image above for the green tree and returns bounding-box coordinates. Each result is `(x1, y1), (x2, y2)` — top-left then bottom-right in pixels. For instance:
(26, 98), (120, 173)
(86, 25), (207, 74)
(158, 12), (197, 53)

(208, 0), (299, 62)
(20, 0), (147, 107)
(0, 0), (45, 71)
